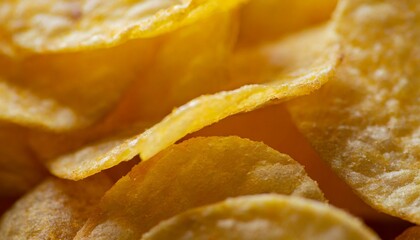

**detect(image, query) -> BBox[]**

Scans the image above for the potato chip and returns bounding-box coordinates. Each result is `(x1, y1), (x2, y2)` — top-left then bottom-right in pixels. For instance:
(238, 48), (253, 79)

(237, 0), (337, 48)
(287, 0), (420, 223)
(0, 36), (157, 131)
(42, 23), (339, 180)
(142, 194), (379, 240)
(188, 104), (397, 222)
(0, 122), (46, 197)
(396, 226), (420, 240)
(0, 8), (236, 131)
(0, 174), (112, 240)
(28, 10), (237, 160)
(101, 11), (239, 124)
(0, 0), (246, 55)
(74, 136), (325, 239)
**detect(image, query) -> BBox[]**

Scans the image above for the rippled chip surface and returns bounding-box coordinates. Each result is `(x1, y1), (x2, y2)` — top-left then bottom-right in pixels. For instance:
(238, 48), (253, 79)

(74, 136), (324, 239)
(44, 24), (338, 180)
(0, 0), (245, 55)
(142, 194), (379, 240)
(0, 175), (112, 240)
(288, 0), (420, 224)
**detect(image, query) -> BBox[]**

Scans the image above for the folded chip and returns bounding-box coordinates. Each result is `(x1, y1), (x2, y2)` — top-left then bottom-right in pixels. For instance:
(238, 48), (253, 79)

(287, 0), (420, 224)
(39, 23), (338, 180)
(0, 175), (112, 240)
(396, 226), (420, 240)
(142, 194), (379, 240)
(0, 122), (46, 197)
(0, 0), (246, 55)
(74, 136), (325, 239)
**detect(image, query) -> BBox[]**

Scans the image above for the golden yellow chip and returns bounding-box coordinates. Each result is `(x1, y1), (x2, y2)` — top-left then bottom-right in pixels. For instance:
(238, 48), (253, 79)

(142, 194), (379, 240)
(287, 0), (420, 223)
(74, 136), (325, 239)
(0, 122), (46, 197)
(238, 0), (337, 47)
(396, 226), (420, 240)
(0, 39), (156, 130)
(27, 10), (237, 159)
(0, 9), (236, 131)
(0, 0), (245, 55)
(188, 104), (396, 222)
(0, 174), (112, 240)
(38, 23), (338, 180)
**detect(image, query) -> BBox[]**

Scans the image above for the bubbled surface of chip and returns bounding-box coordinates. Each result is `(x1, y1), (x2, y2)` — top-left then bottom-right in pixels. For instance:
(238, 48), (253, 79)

(287, 0), (420, 224)
(142, 194), (379, 240)
(0, 174), (112, 240)
(0, 0), (246, 55)
(74, 136), (325, 239)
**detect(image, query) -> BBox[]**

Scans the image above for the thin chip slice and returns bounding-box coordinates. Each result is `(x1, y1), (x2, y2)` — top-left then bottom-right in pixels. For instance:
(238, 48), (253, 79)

(0, 174), (112, 240)
(287, 0), (420, 223)
(0, 122), (46, 197)
(0, 0), (246, 55)
(0, 36), (157, 131)
(0, 9), (235, 131)
(74, 136), (325, 239)
(45, 23), (339, 180)
(142, 194), (379, 240)
(188, 104), (396, 222)
(396, 226), (420, 240)
(28, 10), (238, 158)
(237, 0), (337, 48)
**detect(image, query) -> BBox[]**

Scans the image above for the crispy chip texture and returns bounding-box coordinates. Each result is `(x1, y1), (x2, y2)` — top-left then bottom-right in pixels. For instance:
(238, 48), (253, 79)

(41, 24), (338, 180)
(74, 136), (325, 239)
(0, 0), (245, 55)
(0, 122), (46, 197)
(188, 104), (396, 221)
(142, 194), (379, 240)
(238, 0), (337, 47)
(287, 0), (420, 223)
(0, 175), (112, 240)
(396, 226), (420, 240)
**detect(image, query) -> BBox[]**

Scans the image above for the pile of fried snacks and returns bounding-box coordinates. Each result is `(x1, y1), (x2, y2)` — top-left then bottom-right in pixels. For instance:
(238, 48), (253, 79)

(0, 0), (418, 239)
